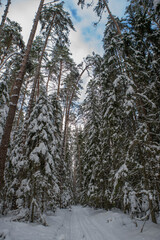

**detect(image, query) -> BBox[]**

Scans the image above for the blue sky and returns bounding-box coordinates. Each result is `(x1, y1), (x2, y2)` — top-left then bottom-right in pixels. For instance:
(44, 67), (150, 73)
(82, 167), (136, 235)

(69, 8), (82, 22)
(63, 0), (128, 62)
(0, 0), (128, 100)
(0, 0), (128, 63)
(62, 0), (128, 100)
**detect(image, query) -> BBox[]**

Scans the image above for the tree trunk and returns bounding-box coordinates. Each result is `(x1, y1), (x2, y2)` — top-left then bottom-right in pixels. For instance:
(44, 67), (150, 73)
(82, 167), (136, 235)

(17, 79), (29, 126)
(0, 0), (45, 187)
(46, 70), (52, 93)
(139, 146), (157, 224)
(102, 0), (121, 35)
(41, 188), (44, 213)
(0, 0), (11, 34)
(57, 59), (63, 99)
(37, 75), (40, 98)
(27, 13), (56, 118)
(31, 202), (34, 222)
(143, 165), (157, 224)
(62, 66), (89, 162)
(62, 94), (69, 162)
(9, 79), (16, 98)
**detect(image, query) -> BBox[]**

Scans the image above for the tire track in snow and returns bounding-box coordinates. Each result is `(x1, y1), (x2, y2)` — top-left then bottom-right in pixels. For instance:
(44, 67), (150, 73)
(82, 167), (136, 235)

(75, 207), (106, 240)
(54, 206), (118, 240)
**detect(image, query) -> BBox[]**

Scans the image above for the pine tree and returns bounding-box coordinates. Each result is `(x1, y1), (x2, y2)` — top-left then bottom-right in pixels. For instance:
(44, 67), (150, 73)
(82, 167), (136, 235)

(0, 0), (11, 34)
(0, 0), (45, 187)
(0, 18), (24, 66)
(46, 42), (75, 96)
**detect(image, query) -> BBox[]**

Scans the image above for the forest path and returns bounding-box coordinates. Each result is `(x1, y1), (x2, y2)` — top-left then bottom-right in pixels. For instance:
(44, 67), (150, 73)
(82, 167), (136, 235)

(49, 205), (159, 240)
(0, 205), (160, 240)
(54, 205), (114, 240)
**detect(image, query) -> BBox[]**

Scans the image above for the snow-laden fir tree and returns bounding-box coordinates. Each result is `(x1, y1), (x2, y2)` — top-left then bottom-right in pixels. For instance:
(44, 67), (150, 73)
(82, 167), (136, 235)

(13, 89), (60, 223)
(81, 78), (102, 207)
(1, 128), (24, 214)
(121, 0), (160, 223)
(99, 16), (131, 210)
(72, 127), (85, 204)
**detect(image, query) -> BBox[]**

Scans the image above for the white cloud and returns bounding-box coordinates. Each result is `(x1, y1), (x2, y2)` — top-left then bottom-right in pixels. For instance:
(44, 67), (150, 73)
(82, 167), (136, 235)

(0, 0), (127, 62)
(66, 0), (128, 100)
(0, 0), (55, 43)
(0, 0), (127, 101)
(66, 0), (128, 64)
(0, 0), (36, 42)
(69, 27), (103, 64)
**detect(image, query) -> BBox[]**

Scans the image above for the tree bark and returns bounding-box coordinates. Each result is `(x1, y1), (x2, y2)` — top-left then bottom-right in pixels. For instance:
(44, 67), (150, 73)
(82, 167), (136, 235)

(143, 164), (157, 224)
(102, 0), (121, 36)
(138, 145), (157, 224)
(62, 94), (69, 162)
(36, 74), (40, 98)
(62, 66), (89, 161)
(26, 13), (56, 118)
(17, 79), (29, 126)
(0, 0), (45, 187)
(57, 59), (63, 99)
(75, 126), (82, 193)
(46, 70), (52, 93)
(0, 0), (11, 35)
(9, 79), (16, 98)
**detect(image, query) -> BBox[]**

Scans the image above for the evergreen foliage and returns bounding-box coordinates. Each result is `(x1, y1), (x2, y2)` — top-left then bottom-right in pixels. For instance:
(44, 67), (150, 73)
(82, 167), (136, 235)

(74, 0), (160, 224)
(0, 74), (9, 143)
(0, 0), (159, 226)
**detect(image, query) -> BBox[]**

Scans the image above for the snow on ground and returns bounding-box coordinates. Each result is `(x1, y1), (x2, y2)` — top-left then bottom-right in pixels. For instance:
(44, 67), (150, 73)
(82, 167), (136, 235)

(0, 205), (160, 240)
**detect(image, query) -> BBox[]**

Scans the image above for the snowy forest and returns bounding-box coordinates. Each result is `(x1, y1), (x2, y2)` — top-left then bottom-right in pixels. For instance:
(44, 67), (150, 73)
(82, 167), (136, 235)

(0, 0), (160, 234)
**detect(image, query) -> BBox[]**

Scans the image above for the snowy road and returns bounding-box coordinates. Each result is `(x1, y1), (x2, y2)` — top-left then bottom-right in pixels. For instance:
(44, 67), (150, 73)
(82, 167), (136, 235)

(0, 205), (160, 240)
(53, 206), (110, 240)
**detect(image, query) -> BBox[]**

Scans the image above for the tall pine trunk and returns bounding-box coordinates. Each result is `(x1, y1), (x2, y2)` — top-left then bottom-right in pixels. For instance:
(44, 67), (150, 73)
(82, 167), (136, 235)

(0, 0), (11, 34)
(57, 59), (63, 98)
(27, 13), (56, 118)
(102, 0), (121, 35)
(0, 0), (45, 187)
(46, 70), (52, 93)
(17, 79), (29, 126)
(62, 66), (88, 162)
(62, 95), (69, 162)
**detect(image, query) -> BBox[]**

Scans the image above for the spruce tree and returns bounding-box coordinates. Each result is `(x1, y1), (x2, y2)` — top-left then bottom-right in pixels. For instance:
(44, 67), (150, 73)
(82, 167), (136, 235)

(10, 90), (60, 223)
